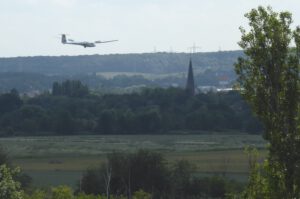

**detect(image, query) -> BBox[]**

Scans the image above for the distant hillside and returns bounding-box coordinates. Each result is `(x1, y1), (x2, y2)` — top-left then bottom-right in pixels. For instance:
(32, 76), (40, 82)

(0, 51), (243, 75)
(0, 51), (243, 93)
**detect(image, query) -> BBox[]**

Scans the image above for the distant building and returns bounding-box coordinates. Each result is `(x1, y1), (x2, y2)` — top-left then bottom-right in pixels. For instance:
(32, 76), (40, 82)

(197, 86), (218, 93)
(185, 59), (195, 96)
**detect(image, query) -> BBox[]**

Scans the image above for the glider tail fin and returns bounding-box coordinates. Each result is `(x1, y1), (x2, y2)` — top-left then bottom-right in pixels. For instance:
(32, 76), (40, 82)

(61, 34), (67, 44)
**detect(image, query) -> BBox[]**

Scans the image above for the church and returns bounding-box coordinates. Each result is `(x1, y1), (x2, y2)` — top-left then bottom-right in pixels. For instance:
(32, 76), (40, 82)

(185, 58), (195, 96)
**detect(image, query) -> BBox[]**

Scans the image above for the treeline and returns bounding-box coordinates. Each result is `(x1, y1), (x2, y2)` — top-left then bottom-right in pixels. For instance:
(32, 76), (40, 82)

(0, 70), (234, 94)
(78, 149), (243, 198)
(0, 80), (262, 136)
(1, 149), (243, 199)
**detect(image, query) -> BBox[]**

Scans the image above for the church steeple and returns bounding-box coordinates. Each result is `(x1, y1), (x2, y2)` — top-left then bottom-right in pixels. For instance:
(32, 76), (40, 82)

(186, 58), (195, 96)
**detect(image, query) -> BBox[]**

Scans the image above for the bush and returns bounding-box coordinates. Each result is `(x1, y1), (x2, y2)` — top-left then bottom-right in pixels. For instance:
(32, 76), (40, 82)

(0, 165), (24, 199)
(52, 185), (73, 199)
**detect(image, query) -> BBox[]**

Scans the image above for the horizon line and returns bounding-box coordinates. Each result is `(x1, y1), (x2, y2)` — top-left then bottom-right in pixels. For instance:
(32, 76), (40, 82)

(0, 49), (242, 59)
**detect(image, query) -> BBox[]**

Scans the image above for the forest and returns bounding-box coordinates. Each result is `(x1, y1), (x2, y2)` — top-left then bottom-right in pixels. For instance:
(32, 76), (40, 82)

(0, 69), (234, 93)
(0, 51), (242, 75)
(0, 80), (262, 136)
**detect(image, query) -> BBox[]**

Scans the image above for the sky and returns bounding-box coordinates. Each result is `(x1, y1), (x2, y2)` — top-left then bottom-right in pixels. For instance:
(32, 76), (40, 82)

(0, 0), (299, 57)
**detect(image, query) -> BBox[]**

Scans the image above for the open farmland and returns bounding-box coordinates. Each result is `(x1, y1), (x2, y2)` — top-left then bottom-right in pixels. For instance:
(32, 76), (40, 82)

(0, 134), (267, 187)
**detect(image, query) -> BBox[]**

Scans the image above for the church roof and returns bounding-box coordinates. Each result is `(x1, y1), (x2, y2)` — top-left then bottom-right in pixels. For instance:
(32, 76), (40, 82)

(186, 58), (195, 96)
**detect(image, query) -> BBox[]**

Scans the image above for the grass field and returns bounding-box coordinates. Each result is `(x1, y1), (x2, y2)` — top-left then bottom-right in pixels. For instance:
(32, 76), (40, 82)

(0, 134), (267, 188)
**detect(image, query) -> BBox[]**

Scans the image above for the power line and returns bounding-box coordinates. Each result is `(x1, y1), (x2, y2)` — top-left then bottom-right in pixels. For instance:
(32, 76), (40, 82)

(188, 43), (201, 54)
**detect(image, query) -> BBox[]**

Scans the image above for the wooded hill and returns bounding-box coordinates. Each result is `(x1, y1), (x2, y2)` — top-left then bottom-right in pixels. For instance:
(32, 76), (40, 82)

(0, 51), (242, 93)
(0, 51), (242, 75)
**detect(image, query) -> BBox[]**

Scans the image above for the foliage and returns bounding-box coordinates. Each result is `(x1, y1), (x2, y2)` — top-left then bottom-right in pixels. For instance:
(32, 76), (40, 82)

(52, 185), (73, 199)
(80, 150), (169, 198)
(0, 89), (22, 116)
(132, 190), (151, 199)
(52, 80), (89, 98)
(24, 187), (154, 199)
(235, 6), (300, 198)
(0, 145), (32, 190)
(76, 193), (103, 199)
(24, 190), (47, 199)
(0, 86), (262, 136)
(79, 150), (242, 199)
(0, 165), (24, 199)
(80, 168), (105, 195)
(171, 160), (194, 198)
(239, 148), (271, 199)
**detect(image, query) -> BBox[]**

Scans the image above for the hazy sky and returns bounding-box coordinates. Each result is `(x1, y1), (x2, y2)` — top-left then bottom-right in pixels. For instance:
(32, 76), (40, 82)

(0, 0), (299, 57)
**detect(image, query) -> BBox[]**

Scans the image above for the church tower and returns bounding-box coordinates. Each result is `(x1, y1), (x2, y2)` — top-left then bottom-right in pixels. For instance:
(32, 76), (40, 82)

(186, 58), (195, 96)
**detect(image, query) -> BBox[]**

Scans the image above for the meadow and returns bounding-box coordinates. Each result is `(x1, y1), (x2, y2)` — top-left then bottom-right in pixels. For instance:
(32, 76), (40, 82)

(0, 133), (267, 188)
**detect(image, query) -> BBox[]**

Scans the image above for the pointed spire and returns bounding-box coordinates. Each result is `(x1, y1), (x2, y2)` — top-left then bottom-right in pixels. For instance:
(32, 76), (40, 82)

(186, 58), (195, 96)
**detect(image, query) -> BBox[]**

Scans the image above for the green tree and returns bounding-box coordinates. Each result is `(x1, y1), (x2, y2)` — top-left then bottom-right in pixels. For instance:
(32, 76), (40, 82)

(52, 82), (62, 96)
(80, 150), (170, 198)
(80, 169), (105, 195)
(52, 80), (89, 97)
(24, 190), (46, 199)
(76, 193), (104, 199)
(97, 110), (116, 134)
(132, 190), (151, 199)
(136, 108), (162, 133)
(0, 89), (22, 115)
(52, 185), (73, 199)
(241, 148), (270, 199)
(171, 160), (194, 198)
(235, 6), (300, 198)
(0, 165), (24, 199)
(54, 110), (75, 134)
